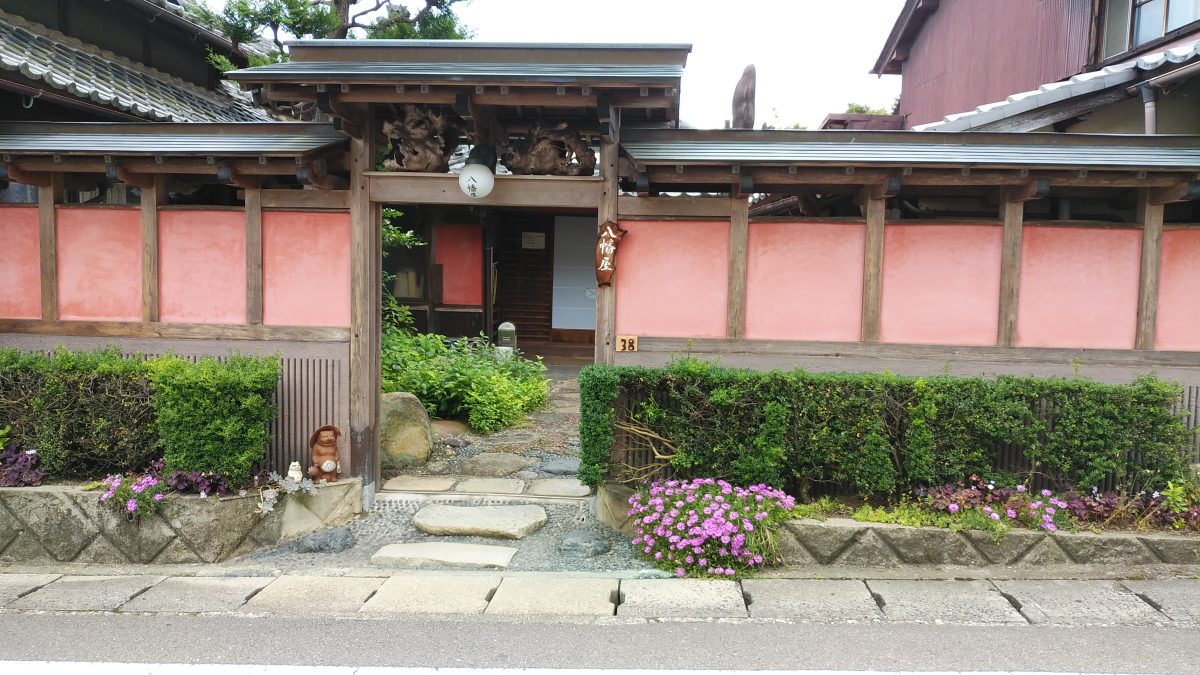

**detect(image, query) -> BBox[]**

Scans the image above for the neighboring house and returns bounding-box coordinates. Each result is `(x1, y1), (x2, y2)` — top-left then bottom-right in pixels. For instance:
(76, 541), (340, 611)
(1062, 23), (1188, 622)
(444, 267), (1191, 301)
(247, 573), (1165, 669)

(874, 0), (1200, 133)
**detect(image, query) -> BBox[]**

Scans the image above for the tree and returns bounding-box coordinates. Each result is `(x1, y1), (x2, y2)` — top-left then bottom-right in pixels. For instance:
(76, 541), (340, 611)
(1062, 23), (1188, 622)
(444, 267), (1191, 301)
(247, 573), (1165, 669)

(845, 102), (890, 115)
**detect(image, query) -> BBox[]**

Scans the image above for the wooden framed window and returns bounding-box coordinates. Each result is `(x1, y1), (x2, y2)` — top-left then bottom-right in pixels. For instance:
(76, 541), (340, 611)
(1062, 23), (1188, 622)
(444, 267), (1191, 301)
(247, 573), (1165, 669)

(1104, 0), (1200, 58)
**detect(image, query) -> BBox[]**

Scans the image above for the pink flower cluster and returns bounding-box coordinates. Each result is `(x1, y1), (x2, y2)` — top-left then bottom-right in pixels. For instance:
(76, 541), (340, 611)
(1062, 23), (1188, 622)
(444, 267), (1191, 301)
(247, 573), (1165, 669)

(627, 478), (796, 578)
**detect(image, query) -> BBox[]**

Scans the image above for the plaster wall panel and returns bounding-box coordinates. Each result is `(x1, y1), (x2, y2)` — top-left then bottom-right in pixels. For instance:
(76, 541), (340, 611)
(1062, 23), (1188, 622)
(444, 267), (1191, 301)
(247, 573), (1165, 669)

(1156, 229), (1200, 351)
(0, 207), (41, 318)
(434, 223), (483, 306)
(1016, 226), (1140, 349)
(263, 211), (351, 327)
(56, 207), (141, 321)
(880, 224), (1002, 346)
(615, 220), (729, 339)
(158, 210), (246, 324)
(744, 221), (864, 341)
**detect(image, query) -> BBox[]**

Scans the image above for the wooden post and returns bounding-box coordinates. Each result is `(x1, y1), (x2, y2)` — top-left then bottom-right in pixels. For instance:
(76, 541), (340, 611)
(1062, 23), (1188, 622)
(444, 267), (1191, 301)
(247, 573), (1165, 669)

(349, 107), (380, 496)
(141, 175), (166, 323)
(859, 185), (887, 342)
(726, 194), (749, 339)
(594, 108), (620, 365)
(244, 186), (264, 325)
(38, 174), (61, 321)
(997, 199), (1025, 347)
(1135, 191), (1166, 351)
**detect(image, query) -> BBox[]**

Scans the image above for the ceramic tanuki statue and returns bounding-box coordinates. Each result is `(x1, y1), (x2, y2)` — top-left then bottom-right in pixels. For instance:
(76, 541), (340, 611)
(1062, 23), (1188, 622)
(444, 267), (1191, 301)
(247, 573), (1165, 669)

(307, 425), (342, 482)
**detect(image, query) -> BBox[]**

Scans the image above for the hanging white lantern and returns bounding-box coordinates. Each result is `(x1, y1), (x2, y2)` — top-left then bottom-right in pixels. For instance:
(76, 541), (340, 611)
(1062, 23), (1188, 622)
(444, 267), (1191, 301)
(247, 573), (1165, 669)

(459, 163), (494, 198)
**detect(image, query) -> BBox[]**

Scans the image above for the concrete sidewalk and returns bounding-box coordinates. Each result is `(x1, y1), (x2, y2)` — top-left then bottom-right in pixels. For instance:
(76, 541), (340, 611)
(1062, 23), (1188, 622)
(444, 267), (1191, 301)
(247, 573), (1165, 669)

(1, 571), (1197, 626)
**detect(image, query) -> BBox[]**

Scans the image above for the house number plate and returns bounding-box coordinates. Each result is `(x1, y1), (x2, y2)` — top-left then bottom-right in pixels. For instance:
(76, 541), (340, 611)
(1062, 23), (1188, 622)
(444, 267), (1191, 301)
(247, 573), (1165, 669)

(616, 335), (639, 352)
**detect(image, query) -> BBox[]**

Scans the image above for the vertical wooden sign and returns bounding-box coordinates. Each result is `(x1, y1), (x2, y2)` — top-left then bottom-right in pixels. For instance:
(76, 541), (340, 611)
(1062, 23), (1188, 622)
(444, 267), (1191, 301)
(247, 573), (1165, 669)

(595, 220), (625, 286)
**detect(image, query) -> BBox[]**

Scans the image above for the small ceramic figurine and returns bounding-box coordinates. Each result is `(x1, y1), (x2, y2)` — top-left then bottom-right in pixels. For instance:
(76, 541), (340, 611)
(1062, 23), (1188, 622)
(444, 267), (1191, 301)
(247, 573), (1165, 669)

(307, 425), (342, 482)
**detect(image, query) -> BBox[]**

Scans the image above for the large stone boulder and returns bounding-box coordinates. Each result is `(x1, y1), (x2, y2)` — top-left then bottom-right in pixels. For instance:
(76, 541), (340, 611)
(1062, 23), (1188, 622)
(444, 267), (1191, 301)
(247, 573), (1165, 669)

(381, 392), (433, 468)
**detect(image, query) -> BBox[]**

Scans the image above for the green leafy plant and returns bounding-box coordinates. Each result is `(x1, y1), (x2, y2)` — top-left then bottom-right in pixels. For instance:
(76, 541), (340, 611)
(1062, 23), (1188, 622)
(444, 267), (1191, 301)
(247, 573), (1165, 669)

(97, 470), (165, 520)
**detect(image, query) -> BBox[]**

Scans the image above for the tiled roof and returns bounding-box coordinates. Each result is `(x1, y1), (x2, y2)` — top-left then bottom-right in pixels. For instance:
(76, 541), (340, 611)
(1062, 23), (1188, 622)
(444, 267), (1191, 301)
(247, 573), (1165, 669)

(914, 39), (1200, 132)
(0, 9), (271, 123)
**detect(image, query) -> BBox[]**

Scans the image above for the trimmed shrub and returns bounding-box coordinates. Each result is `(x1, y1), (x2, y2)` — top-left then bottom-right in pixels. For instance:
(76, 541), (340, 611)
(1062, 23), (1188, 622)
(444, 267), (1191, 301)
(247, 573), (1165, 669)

(0, 348), (158, 478)
(579, 359), (1193, 498)
(148, 355), (280, 486)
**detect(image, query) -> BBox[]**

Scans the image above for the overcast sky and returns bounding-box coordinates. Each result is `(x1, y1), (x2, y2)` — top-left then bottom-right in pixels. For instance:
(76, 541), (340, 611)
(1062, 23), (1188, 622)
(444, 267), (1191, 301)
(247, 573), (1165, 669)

(201, 0), (905, 129)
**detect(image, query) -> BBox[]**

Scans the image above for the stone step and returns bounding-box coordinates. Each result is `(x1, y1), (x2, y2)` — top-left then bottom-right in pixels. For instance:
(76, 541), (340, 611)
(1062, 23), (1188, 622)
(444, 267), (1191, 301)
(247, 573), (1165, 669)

(371, 542), (518, 570)
(381, 475), (590, 500)
(413, 504), (548, 539)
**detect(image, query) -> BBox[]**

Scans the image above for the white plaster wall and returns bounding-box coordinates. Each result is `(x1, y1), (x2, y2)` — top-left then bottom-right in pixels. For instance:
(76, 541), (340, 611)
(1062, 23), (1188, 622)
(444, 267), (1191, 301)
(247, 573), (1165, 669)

(552, 216), (597, 329)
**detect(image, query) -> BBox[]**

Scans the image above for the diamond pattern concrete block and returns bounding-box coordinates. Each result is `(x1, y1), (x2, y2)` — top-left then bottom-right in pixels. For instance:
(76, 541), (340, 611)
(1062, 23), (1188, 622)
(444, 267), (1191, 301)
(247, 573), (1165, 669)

(75, 495), (176, 563)
(0, 501), (19, 553)
(242, 576), (383, 614)
(835, 529), (901, 568)
(360, 574), (500, 614)
(10, 575), (165, 611)
(0, 574), (60, 605)
(1, 490), (97, 561)
(775, 529), (819, 565)
(248, 509), (283, 547)
(1016, 537), (1073, 565)
(1052, 531), (1159, 565)
(279, 502), (325, 540)
(526, 478), (590, 498)
(996, 580), (1165, 625)
(592, 484), (636, 535)
(743, 579), (882, 621)
(962, 530), (1043, 565)
(784, 519), (863, 565)
(1138, 535), (1200, 564)
(413, 504), (547, 539)
(383, 476), (458, 492)
(618, 579), (747, 618)
(371, 542), (518, 570)
(874, 526), (985, 566)
(0, 532), (53, 563)
(455, 478), (525, 494)
(159, 497), (260, 563)
(869, 579), (1025, 625)
(1122, 580), (1200, 625)
(151, 538), (204, 564)
(486, 577), (617, 616)
(121, 577), (271, 613)
(73, 535), (132, 564)
(294, 480), (353, 521)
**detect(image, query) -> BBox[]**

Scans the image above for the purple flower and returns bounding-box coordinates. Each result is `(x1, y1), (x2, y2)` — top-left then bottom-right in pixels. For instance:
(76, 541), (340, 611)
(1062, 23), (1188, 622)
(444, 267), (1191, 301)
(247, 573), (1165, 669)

(126, 499), (138, 513)
(675, 568), (686, 578)
(1006, 509), (1017, 518)
(990, 513), (1000, 521)
(1041, 489), (1052, 497)
(153, 493), (164, 501)
(948, 503), (960, 513)
(1017, 485), (1026, 493)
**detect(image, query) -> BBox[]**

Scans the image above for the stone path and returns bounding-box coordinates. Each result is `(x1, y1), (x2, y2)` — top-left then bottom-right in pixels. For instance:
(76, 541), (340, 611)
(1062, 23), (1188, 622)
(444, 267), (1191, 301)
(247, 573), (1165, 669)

(2, 572), (1198, 624)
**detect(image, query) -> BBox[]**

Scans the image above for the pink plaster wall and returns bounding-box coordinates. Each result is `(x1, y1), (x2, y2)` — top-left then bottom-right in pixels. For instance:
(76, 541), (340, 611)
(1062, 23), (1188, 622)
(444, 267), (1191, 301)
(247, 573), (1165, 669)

(262, 211), (351, 327)
(880, 224), (1002, 346)
(1156, 229), (1200, 351)
(0, 207), (41, 319)
(434, 224), (483, 306)
(744, 221), (864, 341)
(56, 208), (141, 321)
(158, 210), (247, 324)
(1016, 226), (1140, 349)
(615, 220), (729, 338)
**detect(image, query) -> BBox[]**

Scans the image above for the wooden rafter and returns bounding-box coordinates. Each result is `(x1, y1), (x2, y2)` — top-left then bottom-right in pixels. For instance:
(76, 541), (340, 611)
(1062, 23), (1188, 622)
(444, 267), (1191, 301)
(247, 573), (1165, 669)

(0, 162), (51, 187)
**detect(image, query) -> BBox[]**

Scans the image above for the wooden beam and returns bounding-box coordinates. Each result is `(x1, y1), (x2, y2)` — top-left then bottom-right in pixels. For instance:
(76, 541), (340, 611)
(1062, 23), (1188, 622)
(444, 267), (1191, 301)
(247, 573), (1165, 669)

(261, 189), (350, 210)
(997, 197), (1026, 347)
(244, 187), (264, 325)
(1149, 180), (1200, 205)
(617, 195), (731, 219)
(727, 195), (750, 339)
(140, 174), (166, 323)
(643, 166), (1193, 189)
(1135, 191), (1165, 351)
(38, 174), (60, 321)
(0, 163), (52, 187)
(349, 106), (380, 495)
(0, 319), (349, 342)
(595, 109), (621, 366)
(859, 185), (887, 342)
(369, 172), (601, 208)
(219, 164), (262, 190)
(1002, 179), (1051, 203)
(297, 162), (350, 190)
(13, 157), (310, 177)
(106, 163), (155, 189)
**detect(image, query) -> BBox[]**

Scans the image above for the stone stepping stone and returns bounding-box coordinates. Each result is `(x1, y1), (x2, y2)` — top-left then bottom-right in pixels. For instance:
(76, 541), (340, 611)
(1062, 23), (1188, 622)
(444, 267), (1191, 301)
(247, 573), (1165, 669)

(371, 542), (518, 569)
(541, 457), (581, 475)
(431, 419), (469, 438)
(461, 452), (538, 477)
(382, 476), (458, 492)
(527, 478), (590, 498)
(455, 478), (525, 494)
(413, 504), (547, 539)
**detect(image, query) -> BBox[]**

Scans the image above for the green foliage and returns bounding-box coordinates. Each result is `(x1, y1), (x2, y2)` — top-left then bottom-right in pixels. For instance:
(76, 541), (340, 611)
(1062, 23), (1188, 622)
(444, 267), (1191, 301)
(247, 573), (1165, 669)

(852, 502), (1010, 537)
(577, 358), (1193, 496)
(0, 348), (159, 478)
(366, 5), (471, 39)
(845, 102), (890, 114)
(381, 328), (547, 434)
(381, 208), (426, 253)
(148, 355), (281, 487)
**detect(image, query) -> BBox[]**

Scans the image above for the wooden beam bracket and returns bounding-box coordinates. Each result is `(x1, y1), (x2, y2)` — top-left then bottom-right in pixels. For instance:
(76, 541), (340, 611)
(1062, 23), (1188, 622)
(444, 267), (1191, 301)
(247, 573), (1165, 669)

(1149, 180), (1200, 204)
(0, 162), (52, 187)
(104, 162), (155, 189)
(217, 164), (260, 190)
(1002, 178), (1050, 203)
(297, 162), (350, 191)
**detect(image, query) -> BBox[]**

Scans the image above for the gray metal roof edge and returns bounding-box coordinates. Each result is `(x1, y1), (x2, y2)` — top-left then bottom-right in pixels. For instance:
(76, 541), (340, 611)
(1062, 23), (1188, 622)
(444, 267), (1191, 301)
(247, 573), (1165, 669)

(0, 121), (346, 136)
(622, 128), (1200, 148)
(284, 39), (693, 51)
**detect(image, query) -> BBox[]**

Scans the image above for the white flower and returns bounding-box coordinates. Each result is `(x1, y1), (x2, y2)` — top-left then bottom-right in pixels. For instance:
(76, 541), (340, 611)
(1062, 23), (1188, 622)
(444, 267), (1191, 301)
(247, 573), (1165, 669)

(25, 449), (37, 455)
(199, 490), (207, 499)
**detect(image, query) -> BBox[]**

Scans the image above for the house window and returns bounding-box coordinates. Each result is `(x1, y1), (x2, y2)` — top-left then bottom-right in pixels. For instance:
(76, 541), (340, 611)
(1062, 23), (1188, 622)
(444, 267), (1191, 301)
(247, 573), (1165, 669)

(1104, 0), (1200, 58)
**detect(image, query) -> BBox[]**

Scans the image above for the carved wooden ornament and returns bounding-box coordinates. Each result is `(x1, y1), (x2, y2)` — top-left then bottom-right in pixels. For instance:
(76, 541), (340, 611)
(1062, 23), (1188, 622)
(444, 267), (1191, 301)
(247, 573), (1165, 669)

(595, 221), (626, 286)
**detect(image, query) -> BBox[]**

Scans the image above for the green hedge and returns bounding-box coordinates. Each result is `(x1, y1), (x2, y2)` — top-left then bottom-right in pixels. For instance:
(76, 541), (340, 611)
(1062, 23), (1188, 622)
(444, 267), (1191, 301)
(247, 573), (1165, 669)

(0, 348), (279, 484)
(578, 359), (1193, 497)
